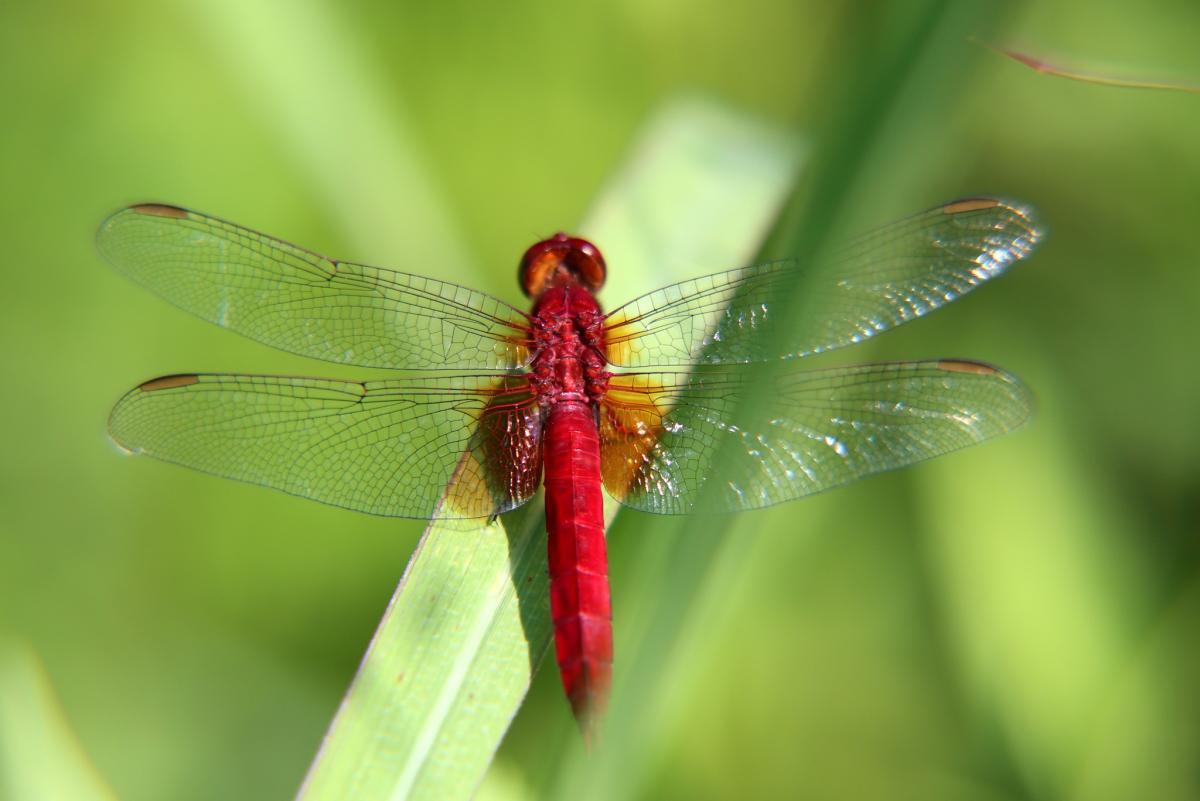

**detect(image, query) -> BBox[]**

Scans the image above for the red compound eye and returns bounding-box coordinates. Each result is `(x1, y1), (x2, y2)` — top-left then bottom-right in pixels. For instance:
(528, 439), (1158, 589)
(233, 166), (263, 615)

(518, 232), (607, 298)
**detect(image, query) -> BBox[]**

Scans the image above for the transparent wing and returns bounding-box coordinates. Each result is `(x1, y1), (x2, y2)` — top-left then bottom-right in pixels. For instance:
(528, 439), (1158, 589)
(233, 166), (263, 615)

(109, 373), (543, 519)
(97, 205), (532, 370)
(600, 360), (1031, 514)
(603, 198), (1042, 367)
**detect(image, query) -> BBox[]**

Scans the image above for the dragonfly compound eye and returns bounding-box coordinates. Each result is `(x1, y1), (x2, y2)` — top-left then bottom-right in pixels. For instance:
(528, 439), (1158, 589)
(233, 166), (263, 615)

(518, 233), (607, 298)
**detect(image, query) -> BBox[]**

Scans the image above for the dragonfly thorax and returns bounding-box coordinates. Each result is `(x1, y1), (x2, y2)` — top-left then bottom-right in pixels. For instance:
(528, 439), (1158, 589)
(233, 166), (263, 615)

(529, 285), (609, 407)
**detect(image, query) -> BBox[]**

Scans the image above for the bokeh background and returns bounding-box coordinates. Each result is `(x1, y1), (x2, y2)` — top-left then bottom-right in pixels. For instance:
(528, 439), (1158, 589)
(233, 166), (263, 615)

(2, 1), (1199, 800)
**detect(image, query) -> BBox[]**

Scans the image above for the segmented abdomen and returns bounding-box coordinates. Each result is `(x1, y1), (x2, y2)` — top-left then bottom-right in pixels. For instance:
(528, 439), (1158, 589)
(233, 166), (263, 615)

(543, 399), (612, 731)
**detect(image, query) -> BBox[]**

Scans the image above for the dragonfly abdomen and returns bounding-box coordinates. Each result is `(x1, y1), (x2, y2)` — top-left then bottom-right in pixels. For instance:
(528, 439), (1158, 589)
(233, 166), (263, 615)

(543, 399), (612, 735)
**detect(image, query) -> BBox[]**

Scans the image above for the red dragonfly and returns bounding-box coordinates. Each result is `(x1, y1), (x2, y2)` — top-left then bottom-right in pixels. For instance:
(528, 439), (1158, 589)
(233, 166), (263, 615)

(98, 198), (1040, 733)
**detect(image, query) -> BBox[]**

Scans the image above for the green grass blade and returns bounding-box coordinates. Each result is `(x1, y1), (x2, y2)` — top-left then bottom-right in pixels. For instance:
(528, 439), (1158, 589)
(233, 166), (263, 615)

(914, 353), (1158, 796)
(549, 4), (1017, 799)
(296, 97), (800, 801)
(296, 504), (550, 801)
(189, 0), (470, 267)
(0, 641), (121, 801)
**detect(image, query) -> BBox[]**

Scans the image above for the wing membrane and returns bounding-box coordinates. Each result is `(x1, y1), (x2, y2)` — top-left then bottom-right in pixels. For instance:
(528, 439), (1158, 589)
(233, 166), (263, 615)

(97, 205), (532, 370)
(604, 198), (1041, 367)
(601, 360), (1031, 514)
(109, 373), (542, 518)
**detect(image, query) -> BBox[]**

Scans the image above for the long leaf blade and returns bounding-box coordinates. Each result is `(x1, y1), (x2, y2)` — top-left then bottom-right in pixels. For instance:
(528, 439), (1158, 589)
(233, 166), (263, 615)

(295, 97), (802, 801)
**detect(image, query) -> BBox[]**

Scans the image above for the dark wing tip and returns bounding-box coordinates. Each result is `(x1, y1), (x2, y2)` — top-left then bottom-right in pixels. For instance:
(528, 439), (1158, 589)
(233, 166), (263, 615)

(935, 359), (1035, 425)
(936, 358), (1001, 376)
(130, 203), (190, 219)
(941, 196), (1045, 255)
(96, 203), (191, 255)
(138, 374), (200, 392)
(941, 197), (1002, 214)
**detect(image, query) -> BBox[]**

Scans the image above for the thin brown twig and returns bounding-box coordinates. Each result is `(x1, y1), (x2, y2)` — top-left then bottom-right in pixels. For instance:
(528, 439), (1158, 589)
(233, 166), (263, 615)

(973, 38), (1200, 94)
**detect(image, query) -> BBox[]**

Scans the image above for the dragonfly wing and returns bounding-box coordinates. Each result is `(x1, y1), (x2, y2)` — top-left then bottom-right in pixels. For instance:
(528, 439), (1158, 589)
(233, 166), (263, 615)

(604, 198), (1041, 367)
(97, 205), (532, 370)
(601, 360), (1031, 514)
(109, 373), (542, 519)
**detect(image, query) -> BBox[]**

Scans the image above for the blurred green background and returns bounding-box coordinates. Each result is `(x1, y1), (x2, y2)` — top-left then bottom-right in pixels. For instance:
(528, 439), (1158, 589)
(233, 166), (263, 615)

(2, 1), (1199, 799)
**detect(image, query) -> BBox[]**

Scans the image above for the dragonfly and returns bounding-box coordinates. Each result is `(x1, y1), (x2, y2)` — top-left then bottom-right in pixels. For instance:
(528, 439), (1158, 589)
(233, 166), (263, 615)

(98, 197), (1041, 734)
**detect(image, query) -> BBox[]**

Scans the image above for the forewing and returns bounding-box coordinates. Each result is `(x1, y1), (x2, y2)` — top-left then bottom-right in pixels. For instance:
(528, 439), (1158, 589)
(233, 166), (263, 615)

(603, 198), (1041, 367)
(601, 361), (1031, 514)
(109, 373), (542, 519)
(97, 205), (532, 370)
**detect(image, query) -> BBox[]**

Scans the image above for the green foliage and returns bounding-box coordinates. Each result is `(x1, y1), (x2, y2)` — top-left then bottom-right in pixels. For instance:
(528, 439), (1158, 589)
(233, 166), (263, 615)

(1, 1), (1198, 800)
(0, 642), (119, 801)
(298, 98), (800, 800)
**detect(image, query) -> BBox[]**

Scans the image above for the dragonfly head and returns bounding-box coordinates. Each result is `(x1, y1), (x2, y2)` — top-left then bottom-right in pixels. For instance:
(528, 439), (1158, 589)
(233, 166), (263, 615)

(519, 233), (607, 298)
